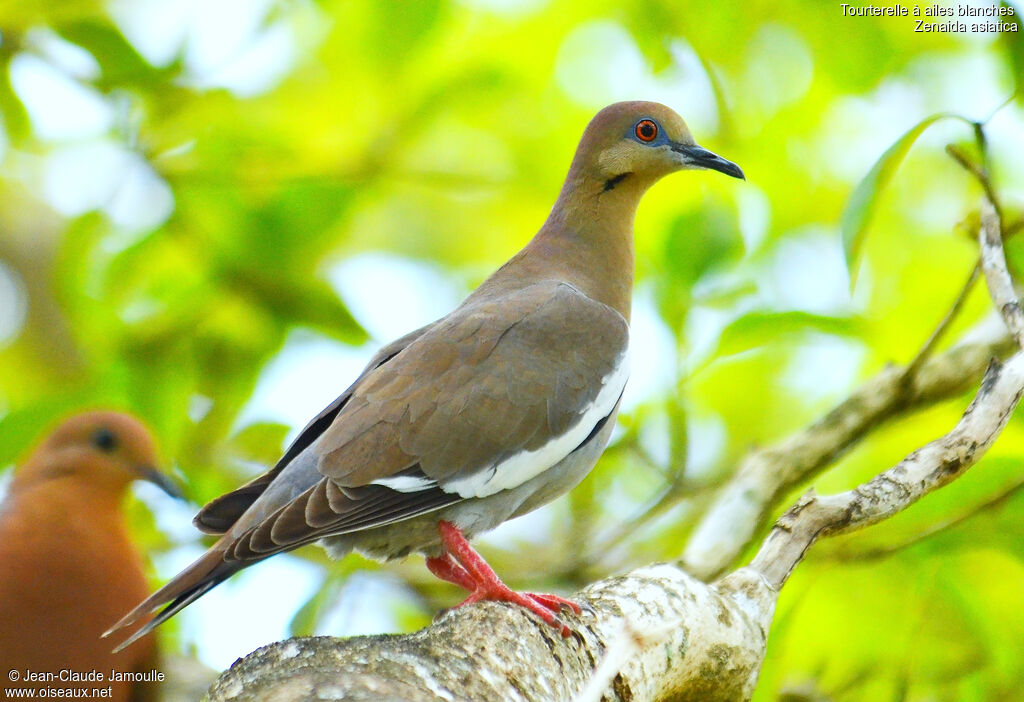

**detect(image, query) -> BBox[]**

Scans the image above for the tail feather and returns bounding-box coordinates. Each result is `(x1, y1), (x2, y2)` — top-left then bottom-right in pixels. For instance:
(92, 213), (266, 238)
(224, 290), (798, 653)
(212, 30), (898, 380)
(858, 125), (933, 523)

(110, 579), (221, 653)
(103, 540), (238, 650)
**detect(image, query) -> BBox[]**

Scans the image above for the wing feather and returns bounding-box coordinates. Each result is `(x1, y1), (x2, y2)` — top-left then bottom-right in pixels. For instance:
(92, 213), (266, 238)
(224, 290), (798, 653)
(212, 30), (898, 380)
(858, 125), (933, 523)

(192, 322), (436, 534)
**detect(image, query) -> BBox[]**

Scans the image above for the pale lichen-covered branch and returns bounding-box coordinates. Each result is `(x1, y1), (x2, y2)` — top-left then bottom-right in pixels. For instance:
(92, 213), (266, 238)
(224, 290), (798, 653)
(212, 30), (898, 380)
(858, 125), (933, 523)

(747, 349), (1024, 590)
(979, 200), (1024, 346)
(681, 195), (1023, 583)
(681, 334), (1012, 581)
(205, 566), (776, 702)
(746, 194), (1024, 603)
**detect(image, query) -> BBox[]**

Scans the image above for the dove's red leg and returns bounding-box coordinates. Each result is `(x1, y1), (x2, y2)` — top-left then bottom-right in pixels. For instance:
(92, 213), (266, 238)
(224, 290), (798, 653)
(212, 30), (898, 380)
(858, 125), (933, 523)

(424, 552), (476, 591)
(426, 520), (580, 637)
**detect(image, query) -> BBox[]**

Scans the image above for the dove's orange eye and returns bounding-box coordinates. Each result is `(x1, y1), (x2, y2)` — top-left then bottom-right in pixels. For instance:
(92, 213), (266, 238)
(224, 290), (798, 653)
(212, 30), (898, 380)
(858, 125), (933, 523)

(635, 119), (658, 142)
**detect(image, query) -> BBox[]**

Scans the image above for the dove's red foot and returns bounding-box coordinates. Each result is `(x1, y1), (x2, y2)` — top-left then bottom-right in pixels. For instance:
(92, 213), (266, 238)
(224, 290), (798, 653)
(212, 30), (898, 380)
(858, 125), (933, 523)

(425, 520), (579, 637)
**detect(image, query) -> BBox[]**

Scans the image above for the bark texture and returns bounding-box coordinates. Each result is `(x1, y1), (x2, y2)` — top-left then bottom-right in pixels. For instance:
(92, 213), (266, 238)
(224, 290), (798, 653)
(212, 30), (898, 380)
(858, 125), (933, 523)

(681, 335), (1014, 581)
(206, 567), (775, 702)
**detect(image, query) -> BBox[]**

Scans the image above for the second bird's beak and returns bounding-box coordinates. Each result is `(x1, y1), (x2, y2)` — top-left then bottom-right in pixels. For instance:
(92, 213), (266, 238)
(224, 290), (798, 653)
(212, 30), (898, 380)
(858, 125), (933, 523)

(138, 466), (184, 500)
(670, 142), (745, 180)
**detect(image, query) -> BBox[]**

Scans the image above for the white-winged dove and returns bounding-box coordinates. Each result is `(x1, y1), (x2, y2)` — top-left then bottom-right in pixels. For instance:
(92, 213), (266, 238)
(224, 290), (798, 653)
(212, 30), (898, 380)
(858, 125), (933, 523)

(108, 101), (743, 648)
(0, 412), (181, 702)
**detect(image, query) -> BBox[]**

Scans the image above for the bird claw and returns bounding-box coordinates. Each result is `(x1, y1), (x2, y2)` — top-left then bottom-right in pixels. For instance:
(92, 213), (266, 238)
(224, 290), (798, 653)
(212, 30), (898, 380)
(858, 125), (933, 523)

(526, 592), (583, 615)
(433, 521), (576, 637)
(512, 593), (571, 637)
(453, 586), (573, 637)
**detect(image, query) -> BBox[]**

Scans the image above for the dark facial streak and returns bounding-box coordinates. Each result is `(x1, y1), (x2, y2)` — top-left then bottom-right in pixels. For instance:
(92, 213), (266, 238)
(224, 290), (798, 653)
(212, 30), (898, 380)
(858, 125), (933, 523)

(603, 173), (630, 192)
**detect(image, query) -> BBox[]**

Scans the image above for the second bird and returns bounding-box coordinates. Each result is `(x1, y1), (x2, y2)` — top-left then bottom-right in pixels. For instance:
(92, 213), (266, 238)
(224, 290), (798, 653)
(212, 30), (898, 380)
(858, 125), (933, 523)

(0, 412), (180, 702)
(109, 100), (744, 648)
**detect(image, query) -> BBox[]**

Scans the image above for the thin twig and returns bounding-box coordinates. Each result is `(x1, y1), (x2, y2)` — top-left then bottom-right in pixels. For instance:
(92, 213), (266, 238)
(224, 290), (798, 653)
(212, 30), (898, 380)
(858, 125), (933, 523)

(979, 200), (1024, 348)
(583, 478), (721, 564)
(747, 350), (1024, 590)
(982, 94), (1017, 124)
(947, 143), (1003, 219)
(902, 262), (980, 381)
(681, 336), (1014, 580)
(825, 474), (1024, 563)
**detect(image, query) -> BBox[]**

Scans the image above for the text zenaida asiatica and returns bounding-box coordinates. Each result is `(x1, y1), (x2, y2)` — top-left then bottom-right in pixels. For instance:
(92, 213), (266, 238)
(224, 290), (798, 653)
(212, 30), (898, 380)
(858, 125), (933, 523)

(108, 101), (743, 647)
(0, 412), (181, 701)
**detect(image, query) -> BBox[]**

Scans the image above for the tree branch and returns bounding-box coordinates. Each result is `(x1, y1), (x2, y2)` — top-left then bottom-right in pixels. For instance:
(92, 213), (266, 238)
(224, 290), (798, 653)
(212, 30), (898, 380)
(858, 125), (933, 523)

(680, 334), (1013, 581)
(744, 196), (1024, 589)
(205, 566), (776, 702)
(824, 473), (1024, 563)
(980, 200), (1024, 346)
(747, 350), (1024, 589)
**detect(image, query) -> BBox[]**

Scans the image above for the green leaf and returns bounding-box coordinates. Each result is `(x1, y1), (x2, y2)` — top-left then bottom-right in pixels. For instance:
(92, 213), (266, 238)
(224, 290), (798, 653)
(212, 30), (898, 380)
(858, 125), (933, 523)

(1000, 2), (1024, 105)
(54, 20), (170, 90)
(369, 0), (443, 70)
(288, 573), (345, 637)
(627, 0), (677, 71)
(840, 112), (969, 280)
(664, 204), (744, 287)
(656, 199), (743, 331)
(713, 310), (863, 361)
(0, 51), (31, 143)
(227, 421), (291, 465)
(222, 266), (367, 345)
(287, 558), (368, 636)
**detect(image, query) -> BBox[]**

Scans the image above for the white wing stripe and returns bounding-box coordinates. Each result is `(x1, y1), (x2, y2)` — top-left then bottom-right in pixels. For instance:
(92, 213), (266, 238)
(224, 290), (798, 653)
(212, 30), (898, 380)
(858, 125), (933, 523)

(369, 474), (438, 493)
(445, 344), (630, 499)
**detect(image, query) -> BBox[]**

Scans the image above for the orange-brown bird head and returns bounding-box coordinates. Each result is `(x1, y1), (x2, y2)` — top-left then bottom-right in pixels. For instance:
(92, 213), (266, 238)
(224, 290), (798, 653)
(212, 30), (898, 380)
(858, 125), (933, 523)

(12, 411), (181, 500)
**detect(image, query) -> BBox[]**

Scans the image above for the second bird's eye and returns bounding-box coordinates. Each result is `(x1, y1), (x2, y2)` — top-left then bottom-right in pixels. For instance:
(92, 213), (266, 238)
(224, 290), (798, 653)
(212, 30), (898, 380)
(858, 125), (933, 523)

(92, 428), (118, 453)
(635, 119), (658, 142)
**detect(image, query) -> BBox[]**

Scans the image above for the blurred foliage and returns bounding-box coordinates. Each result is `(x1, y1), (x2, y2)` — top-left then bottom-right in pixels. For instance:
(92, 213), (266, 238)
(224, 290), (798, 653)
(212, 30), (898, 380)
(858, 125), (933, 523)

(840, 111), (971, 277)
(0, 0), (1022, 699)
